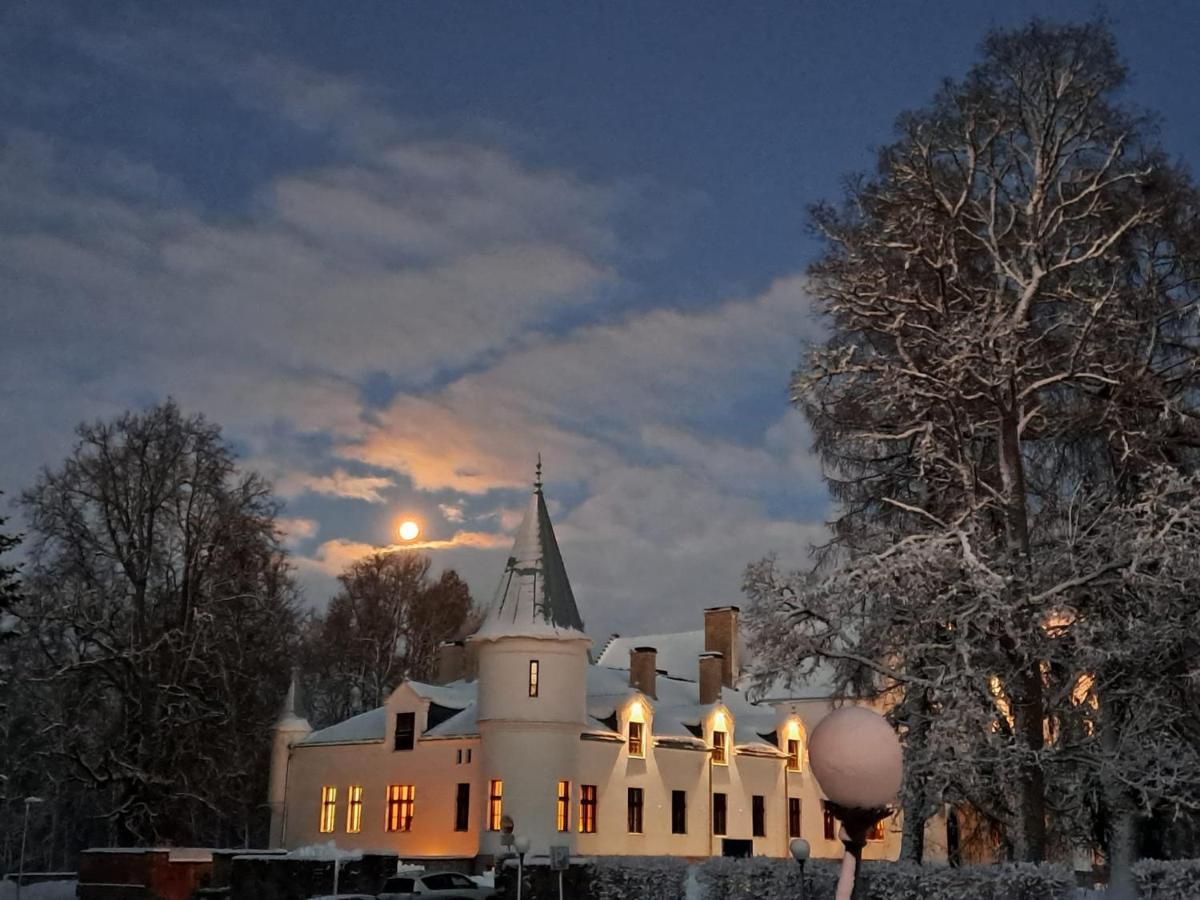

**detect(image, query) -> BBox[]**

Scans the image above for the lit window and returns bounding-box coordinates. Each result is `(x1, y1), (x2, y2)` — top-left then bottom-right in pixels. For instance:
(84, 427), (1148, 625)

(823, 801), (837, 840)
(627, 787), (644, 834)
(712, 728), (728, 765)
(454, 783), (470, 832)
(787, 738), (801, 772)
(671, 790), (687, 835)
(712, 792), (727, 835)
(556, 780), (571, 832)
(346, 785), (363, 833)
(488, 780), (503, 831)
(788, 797), (801, 838)
(629, 721), (645, 758)
(529, 660), (539, 697)
(319, 786), (337, 833)
(394, 712), (415, 751)
(579, 784), (597, 833)
(869, 817), (886, 842)
(386, 785), (415, 832)
(752, 794), (766, 837)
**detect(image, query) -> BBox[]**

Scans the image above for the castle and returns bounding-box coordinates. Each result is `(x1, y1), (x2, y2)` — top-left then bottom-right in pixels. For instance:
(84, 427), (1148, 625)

(266, 470), (929, 866)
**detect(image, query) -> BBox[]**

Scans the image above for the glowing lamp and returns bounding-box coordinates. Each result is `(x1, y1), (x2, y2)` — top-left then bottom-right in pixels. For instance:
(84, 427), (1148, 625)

(808, 707), (902, 810)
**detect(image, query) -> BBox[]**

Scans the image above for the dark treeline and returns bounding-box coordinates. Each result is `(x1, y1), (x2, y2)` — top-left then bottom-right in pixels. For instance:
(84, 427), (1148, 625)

(0, 401), (475, 871)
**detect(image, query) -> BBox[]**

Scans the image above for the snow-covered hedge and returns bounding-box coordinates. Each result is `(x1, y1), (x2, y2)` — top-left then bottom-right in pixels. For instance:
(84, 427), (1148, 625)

(586, 856), (691, 900)
(696, 857), (1074, 900)
(1133, 859), (1200, 898)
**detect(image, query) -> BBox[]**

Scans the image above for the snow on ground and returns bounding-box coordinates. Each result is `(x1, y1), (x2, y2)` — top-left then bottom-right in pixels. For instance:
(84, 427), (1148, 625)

(0, 881), (77, 900)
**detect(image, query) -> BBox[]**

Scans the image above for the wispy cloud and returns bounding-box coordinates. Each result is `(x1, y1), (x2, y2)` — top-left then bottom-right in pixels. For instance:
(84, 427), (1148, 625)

(279, 469), (396, 504)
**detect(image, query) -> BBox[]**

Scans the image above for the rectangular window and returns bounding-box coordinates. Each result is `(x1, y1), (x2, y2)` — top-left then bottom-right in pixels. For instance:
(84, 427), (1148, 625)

(823, 801), (837, 841)
(488, 780), (504, 831)
(712, 792), (727, 836)
(712, 729), (728, 765)
(869, 817), (886, 842)
(752, 794), (766, 837)
(466, 748), (472, 763)
(787, 738), (801, 772)
(627, 787), (644, 834)
(788, 797), (801, 839)
(386, 784), (415, 832)
(456, 749), (462, 764)
(394, 712), (416, 751)
(319, 786), (337, 834)
(628, 721), (644, 758)
(454, 783), (470, 832)
(529, 660), (539, 697)
(346, 785), (363, 833)
(579, 784), (597, 834)
(556, 780), (571, 832)
(671, 790), (687, 835)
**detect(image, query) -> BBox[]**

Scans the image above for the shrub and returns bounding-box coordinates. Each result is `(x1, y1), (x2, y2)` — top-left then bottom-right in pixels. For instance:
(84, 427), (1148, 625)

(1133, 859), (1200, 899)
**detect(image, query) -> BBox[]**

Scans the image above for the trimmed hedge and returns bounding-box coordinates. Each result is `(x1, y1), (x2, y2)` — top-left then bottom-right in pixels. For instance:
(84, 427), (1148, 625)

(1133, 859), (1200, 899)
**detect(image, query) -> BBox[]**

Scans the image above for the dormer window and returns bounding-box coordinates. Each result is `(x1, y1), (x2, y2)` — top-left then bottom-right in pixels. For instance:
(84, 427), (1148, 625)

(629, 721), (645, 758)
(787, 738), (801, 772)
(528, 660), (540, 697)
(394, 712), (415, 751)
(712, 728), (728, 764)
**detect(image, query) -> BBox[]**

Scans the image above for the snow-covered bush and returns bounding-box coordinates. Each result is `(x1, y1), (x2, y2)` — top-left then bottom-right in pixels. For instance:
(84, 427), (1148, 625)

(696, 858), (1073, 900)
(1133, 859), (1200, 898)
(587, 856), (690, 900)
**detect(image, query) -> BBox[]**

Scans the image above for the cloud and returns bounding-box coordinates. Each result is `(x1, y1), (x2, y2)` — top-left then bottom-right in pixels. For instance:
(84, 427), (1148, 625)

(298, 530), (509, 577)
(279, 469), (396, 504)
(438, 502), (466, 523)
(276, 516), (320, 547)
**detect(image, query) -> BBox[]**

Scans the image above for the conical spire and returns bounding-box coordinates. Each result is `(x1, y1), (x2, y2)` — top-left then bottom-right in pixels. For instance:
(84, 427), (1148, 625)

(475, 461), (586, 639)
(276, 669), (311, 731)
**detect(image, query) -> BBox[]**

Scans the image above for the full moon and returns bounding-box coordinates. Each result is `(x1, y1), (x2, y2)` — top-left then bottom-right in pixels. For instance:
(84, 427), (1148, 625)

(398, 521), (420, 542)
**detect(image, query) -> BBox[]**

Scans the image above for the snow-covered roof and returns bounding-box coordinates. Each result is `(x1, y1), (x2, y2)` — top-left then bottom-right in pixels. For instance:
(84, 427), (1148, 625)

(474, 475), (586, 641)
(596, 624), (838, 702)
(300, 707), (387, 746)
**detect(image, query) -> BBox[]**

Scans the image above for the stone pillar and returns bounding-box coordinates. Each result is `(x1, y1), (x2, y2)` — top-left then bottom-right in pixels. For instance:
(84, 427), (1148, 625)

(629, 646), (658, 698)
(699, 652), (724, 705)
(704, 606), (740, 687)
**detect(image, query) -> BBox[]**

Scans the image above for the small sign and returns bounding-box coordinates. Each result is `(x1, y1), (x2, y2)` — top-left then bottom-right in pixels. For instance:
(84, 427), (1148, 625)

(549, 845), (570, 871)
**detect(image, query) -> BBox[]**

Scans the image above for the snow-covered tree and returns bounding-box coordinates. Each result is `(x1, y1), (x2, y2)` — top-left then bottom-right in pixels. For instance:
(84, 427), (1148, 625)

(14, 401), (300, 848)
(746, 17), (1200, 870)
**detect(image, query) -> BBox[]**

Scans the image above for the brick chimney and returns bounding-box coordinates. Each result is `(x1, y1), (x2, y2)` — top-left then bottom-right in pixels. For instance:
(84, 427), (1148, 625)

(699, 652), (723, 705)
(437, 640), (466, 684)
(629, 646), (658, 699)
(704, 606), (740, 688)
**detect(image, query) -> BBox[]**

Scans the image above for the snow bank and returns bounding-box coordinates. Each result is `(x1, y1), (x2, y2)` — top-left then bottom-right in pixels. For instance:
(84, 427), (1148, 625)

(1134, 858), (1200, 898)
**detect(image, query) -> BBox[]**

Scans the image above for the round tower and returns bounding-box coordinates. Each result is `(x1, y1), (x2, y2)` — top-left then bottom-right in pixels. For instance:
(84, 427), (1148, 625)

(268, 672), (312, 848)
(470, 460), (591, 857)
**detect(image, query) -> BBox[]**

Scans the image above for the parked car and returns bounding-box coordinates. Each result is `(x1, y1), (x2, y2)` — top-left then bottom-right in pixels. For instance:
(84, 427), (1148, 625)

(377, 871), (499, 899)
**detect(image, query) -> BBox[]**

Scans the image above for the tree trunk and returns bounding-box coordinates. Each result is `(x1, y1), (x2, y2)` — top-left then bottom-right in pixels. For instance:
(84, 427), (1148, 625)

(1101, 690), (1137, 898)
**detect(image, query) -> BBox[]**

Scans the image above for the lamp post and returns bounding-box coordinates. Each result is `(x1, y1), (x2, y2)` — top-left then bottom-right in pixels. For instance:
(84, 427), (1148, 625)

(17, 797), (45, 900)
(807, 708), (902, 900)
(513, 835), (531, 900)
(789, 838), (811, 900)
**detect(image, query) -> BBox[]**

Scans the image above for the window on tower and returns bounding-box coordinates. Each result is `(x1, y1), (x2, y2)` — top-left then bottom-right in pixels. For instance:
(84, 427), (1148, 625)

(346, 785), (363, 833)
(528, 660), (540, 697)
(488, 780), (504, 831)
(319, 786), (337, 834)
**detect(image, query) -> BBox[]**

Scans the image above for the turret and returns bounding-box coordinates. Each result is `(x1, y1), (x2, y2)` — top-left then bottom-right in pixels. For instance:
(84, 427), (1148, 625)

(470, 459), (590, 857)
(268, 672), (312, 848)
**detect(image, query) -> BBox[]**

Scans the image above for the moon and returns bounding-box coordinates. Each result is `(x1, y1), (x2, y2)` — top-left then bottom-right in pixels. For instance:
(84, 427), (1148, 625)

(398, 521), (420, 542)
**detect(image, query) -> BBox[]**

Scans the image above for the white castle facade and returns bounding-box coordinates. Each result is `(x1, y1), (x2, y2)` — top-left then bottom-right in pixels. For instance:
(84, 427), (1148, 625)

(267, 473), (939, 867)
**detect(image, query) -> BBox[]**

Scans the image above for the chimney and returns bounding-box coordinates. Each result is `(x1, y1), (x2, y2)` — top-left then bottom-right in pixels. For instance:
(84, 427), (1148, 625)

(699, 652), (723, 705)
(704, 606), (740, 688)
(629, 646), (658, 699)
(464, 640), (480, 682)
(437, 640), (466, 684)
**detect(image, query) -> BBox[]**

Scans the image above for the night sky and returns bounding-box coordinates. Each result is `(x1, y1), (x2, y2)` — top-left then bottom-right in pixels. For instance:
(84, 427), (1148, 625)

(4, 1), (1199, 635)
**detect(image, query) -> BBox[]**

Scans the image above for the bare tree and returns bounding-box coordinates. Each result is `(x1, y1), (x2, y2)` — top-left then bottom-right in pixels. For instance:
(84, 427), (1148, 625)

(301, 552), (474, 727)
(746, 18), (1200, 869)
(13, 401), (299, 848)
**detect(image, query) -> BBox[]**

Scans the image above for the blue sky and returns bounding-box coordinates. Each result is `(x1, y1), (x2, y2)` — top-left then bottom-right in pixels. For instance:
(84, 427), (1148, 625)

(3, 1), (1199, 636)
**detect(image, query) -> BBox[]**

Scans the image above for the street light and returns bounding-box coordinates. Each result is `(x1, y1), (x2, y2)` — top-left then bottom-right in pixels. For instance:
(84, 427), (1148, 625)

(17, 797), (45, 900)
(513, 835), (531, 900)
(789, 838), (811, 900)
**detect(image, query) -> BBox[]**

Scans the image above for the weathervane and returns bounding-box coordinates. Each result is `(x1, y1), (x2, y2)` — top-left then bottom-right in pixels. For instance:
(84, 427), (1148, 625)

(534, 453), (543, 490)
